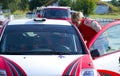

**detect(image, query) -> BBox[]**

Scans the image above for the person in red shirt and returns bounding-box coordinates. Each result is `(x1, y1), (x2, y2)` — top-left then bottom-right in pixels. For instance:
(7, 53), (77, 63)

(37, 13), (41, 18)
(71, 12), (102, 46)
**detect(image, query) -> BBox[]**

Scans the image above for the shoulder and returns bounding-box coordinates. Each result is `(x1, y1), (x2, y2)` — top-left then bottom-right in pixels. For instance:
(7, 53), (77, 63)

(83, 17), (94, 25)
(84, 17), (101, 25)
(84, 17), (95, 21)
(83, 17), (102, 32)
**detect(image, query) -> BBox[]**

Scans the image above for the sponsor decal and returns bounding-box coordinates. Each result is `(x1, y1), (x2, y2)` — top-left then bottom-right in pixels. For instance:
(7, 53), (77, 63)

(62, 57), (81, 76)
(0, 56), (27, 76)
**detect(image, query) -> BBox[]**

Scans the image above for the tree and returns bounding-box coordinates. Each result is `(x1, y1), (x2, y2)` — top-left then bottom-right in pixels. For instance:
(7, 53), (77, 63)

(0, 0), (11, 9)
(58, 0), (73, 7)
(111, 0), (120, 6)
(19, 0), (29, 11)
(0, 0), (29, 13)
(73, 0), (97, 16)
(29, 0), (57, 11)
(8, 0), (21, 12)
(29, 0), (44, 11)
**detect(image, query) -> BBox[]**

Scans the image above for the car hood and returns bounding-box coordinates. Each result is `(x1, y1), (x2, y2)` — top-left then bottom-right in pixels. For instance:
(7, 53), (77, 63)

(0, 55), (93, 76)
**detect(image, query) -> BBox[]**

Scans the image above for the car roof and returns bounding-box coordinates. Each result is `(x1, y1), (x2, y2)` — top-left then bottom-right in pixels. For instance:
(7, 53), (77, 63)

(8, 18), (72, 26)
(43, 6), (70, 9)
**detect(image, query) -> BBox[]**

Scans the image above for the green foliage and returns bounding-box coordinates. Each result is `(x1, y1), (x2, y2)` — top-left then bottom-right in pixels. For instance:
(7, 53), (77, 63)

(45, 0), (57, 6)
(29, 0), (42, 11)
(12, 10), (26, 15)
(94, 0), (100, 3)
(19, 0), (29, 11)
(8, 2), (18, 13)
(0, 0), (29, 13)
(29, 0), (57, 11)
(73, 0), (96, 16)
(0, 0), (11, 9)
(0, 0), (119, 15)
(58, 0), (73, 7)
(0, 3), (2, 6)
(111, 0), (120, 6)
(89, 14), (120, 19)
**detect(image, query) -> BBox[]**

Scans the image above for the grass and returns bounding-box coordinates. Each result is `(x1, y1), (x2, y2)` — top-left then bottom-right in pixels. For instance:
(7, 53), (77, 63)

(89, 14), (120, 19)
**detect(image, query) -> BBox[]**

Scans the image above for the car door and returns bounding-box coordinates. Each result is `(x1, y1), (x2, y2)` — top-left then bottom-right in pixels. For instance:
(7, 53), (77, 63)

(88, 20), (120, 76)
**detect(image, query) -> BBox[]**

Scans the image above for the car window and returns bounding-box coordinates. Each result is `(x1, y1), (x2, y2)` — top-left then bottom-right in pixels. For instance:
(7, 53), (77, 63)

(0, 25), (86, 55)
(90, 24), (120, 56)
(42, 9), (70, 19)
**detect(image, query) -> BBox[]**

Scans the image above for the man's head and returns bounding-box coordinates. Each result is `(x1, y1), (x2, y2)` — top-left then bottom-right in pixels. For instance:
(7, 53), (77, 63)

(71, 12), (82, 27)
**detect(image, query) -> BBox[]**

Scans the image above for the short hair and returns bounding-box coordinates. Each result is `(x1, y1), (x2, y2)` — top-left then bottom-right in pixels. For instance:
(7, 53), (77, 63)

(71, 12), (82, 21)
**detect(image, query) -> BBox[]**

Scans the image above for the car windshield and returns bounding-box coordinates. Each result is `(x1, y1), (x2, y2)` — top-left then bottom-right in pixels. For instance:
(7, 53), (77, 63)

(42, 8), (70, 19)
(0, 25), (86, 55)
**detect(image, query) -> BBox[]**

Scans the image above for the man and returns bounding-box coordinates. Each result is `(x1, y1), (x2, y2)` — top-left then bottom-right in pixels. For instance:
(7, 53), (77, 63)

(71, 12), (102, 46)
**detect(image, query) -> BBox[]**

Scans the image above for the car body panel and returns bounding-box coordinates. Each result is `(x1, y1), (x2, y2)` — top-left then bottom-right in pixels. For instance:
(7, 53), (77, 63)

(1, 55), (93, 76)
(88, 20), (120, 75)
(0, 56), (27, 76)
(94, 51), (120, 75)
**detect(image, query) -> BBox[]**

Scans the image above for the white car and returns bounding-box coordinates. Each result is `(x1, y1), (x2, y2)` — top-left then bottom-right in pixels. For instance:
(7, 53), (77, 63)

(0, 18), (99, 76)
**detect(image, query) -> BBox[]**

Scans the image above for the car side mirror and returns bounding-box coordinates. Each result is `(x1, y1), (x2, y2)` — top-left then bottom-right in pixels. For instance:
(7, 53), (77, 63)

(90, 49), (100, 58)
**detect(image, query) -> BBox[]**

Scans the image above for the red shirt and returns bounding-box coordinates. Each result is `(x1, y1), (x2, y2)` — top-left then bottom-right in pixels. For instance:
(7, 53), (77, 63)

(77, 18), (102, 45)
(37, 13), (41, 18)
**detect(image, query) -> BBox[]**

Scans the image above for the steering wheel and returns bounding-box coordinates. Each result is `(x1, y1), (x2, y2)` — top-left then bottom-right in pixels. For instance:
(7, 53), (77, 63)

(54, 45), (71, 53)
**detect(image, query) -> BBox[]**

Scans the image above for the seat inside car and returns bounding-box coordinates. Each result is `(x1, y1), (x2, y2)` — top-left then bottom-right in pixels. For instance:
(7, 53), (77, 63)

(4, 32), (34, 51)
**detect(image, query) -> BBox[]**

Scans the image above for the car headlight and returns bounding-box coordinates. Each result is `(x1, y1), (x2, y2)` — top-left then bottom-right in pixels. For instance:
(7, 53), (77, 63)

(0, 70), (7, 76)
(81, 68), (98, 76)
